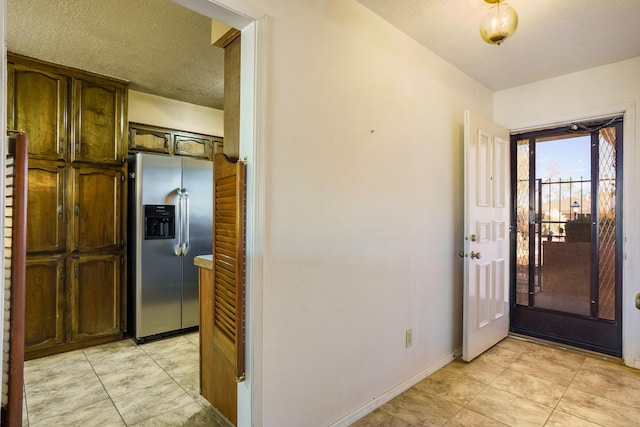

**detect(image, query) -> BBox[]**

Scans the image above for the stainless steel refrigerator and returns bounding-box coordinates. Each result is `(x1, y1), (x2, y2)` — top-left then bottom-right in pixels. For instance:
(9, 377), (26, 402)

(127, 153), (213, 343)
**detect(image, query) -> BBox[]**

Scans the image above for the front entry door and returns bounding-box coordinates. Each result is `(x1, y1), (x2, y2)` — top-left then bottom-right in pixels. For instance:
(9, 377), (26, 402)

(462, 110), (510, 362)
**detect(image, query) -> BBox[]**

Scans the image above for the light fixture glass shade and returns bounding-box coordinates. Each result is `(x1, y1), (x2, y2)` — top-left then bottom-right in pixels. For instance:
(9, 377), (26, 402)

(479, 1), (518, 45)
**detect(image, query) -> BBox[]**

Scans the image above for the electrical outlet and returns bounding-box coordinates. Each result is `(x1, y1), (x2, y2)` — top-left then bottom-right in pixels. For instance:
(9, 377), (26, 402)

(405, 329), (413, 348)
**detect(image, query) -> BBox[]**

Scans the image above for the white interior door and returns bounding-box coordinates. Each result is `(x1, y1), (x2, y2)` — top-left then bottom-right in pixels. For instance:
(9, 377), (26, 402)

(462, 110), (510, 362)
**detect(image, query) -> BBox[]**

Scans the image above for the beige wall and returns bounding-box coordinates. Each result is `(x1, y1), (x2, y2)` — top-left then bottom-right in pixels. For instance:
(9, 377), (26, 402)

(128, 90), (223, 136)
(220, 1), (494, 425)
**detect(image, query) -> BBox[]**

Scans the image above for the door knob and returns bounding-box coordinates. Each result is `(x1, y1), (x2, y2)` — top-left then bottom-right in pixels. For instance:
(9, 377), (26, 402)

(458, 251), (466, 258)
(471, 251), (481, 259)
(636, 293), (640, 310)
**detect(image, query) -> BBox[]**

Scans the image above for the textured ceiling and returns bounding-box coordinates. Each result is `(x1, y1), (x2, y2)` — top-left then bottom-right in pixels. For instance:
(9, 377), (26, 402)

(8, 1), (640, 109)
(357, 0), (640, 91)
(7, 0), (225, 109)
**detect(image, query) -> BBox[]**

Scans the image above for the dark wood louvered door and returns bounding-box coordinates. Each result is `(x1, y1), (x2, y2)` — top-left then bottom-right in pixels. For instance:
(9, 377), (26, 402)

(202, 153), (246, 425)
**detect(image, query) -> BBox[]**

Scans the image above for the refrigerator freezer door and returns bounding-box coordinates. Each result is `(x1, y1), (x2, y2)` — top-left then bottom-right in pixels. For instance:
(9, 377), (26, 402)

(181, 157), (213, 328)
(136, 153), (183, 338)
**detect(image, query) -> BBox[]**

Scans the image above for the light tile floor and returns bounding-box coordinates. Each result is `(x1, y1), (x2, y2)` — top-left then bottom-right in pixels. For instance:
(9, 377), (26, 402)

(23, 335), (640, 426)
(22, 332), (231, 426)
(352, 337), (640, 427)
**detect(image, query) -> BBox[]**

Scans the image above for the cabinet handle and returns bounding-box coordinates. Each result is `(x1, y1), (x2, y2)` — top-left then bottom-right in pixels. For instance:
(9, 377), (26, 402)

(74, 204), (79, 216)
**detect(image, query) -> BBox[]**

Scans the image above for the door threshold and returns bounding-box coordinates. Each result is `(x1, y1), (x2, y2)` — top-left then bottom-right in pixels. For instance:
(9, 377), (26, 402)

(508, 332), (624, 365)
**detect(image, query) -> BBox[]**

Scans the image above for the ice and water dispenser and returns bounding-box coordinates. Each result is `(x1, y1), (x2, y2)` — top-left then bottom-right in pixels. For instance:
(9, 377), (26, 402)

(144, 205), (175, 239)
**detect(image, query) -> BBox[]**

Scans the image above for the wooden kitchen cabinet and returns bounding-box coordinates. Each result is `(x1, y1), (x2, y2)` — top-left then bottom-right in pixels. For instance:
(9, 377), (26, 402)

(174, 133), (211, 158)
(129, 125), (171, 154)
(7, 62), (68, 161)
(71, 165), (122, 252)
(26, 161), (66, 254)
(129, 122), (222, 159)
(72, 79), (127, 165)
(69, 254), (122, 342)
(24, 256), (66, 352)
(8, 53), (128, 359)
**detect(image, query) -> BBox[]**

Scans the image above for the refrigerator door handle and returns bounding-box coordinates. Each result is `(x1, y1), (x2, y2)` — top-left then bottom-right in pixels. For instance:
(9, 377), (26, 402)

(182, 188), (190, 256)
(175, 188), (183, 256)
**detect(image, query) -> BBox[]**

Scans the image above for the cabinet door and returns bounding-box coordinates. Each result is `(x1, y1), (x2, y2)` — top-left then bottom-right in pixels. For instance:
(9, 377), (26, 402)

(71, 166), (122, 252)
(27, 161), (66, 253)
(25, 256), (65, 351)
(69, 254), (121, 342)
(175, 134), (211, 158)
(72, 79), (125, 164)
(129, 126), (171, 153)
(7, 62), (68, 160)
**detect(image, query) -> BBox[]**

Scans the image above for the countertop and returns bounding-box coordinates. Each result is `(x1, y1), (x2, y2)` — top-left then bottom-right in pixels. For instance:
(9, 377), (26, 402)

(194, 254), (213, 270)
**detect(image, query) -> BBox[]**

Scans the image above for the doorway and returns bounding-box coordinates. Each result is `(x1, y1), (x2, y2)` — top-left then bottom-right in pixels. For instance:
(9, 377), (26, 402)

(3, 1), (263, 425)
(510, 117), (623, 357)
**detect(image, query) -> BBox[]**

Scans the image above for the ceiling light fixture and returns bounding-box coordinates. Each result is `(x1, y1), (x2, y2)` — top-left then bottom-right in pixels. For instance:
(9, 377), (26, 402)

(479, 0), (518, 46)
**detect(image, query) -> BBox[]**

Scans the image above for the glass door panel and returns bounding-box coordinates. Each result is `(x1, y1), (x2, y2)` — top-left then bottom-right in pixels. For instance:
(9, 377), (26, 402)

(597, 127), (617, 321)
(533, 136), (591, 316)
(514, 138), (530, 307)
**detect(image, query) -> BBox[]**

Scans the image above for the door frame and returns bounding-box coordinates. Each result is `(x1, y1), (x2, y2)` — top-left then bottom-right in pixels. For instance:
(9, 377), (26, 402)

(169, 3), (268, 426)
(509, 118), (623, 356)
(0, 1), (7, 409)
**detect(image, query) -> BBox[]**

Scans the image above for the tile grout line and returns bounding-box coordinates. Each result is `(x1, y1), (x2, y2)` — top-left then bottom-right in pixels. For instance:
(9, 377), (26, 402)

(555, 358), (639, 427)
(134, 337), (210, 425)
(82, 346), (129, 426)
(22, 379), (29, 427)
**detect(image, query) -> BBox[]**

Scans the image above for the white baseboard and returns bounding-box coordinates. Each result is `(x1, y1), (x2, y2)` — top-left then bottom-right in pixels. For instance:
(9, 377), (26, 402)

(329, 349), (461, 427)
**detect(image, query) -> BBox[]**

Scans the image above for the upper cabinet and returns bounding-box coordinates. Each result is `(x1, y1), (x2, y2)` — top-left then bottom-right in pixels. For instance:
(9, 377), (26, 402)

(128, 126), (171, 154)
(129, 122), (222, 160)
(7, 53), (128, 165)
(73, 80), (127, 165)
(175, 133), (211, 158)
(7, 62), (68, 161)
